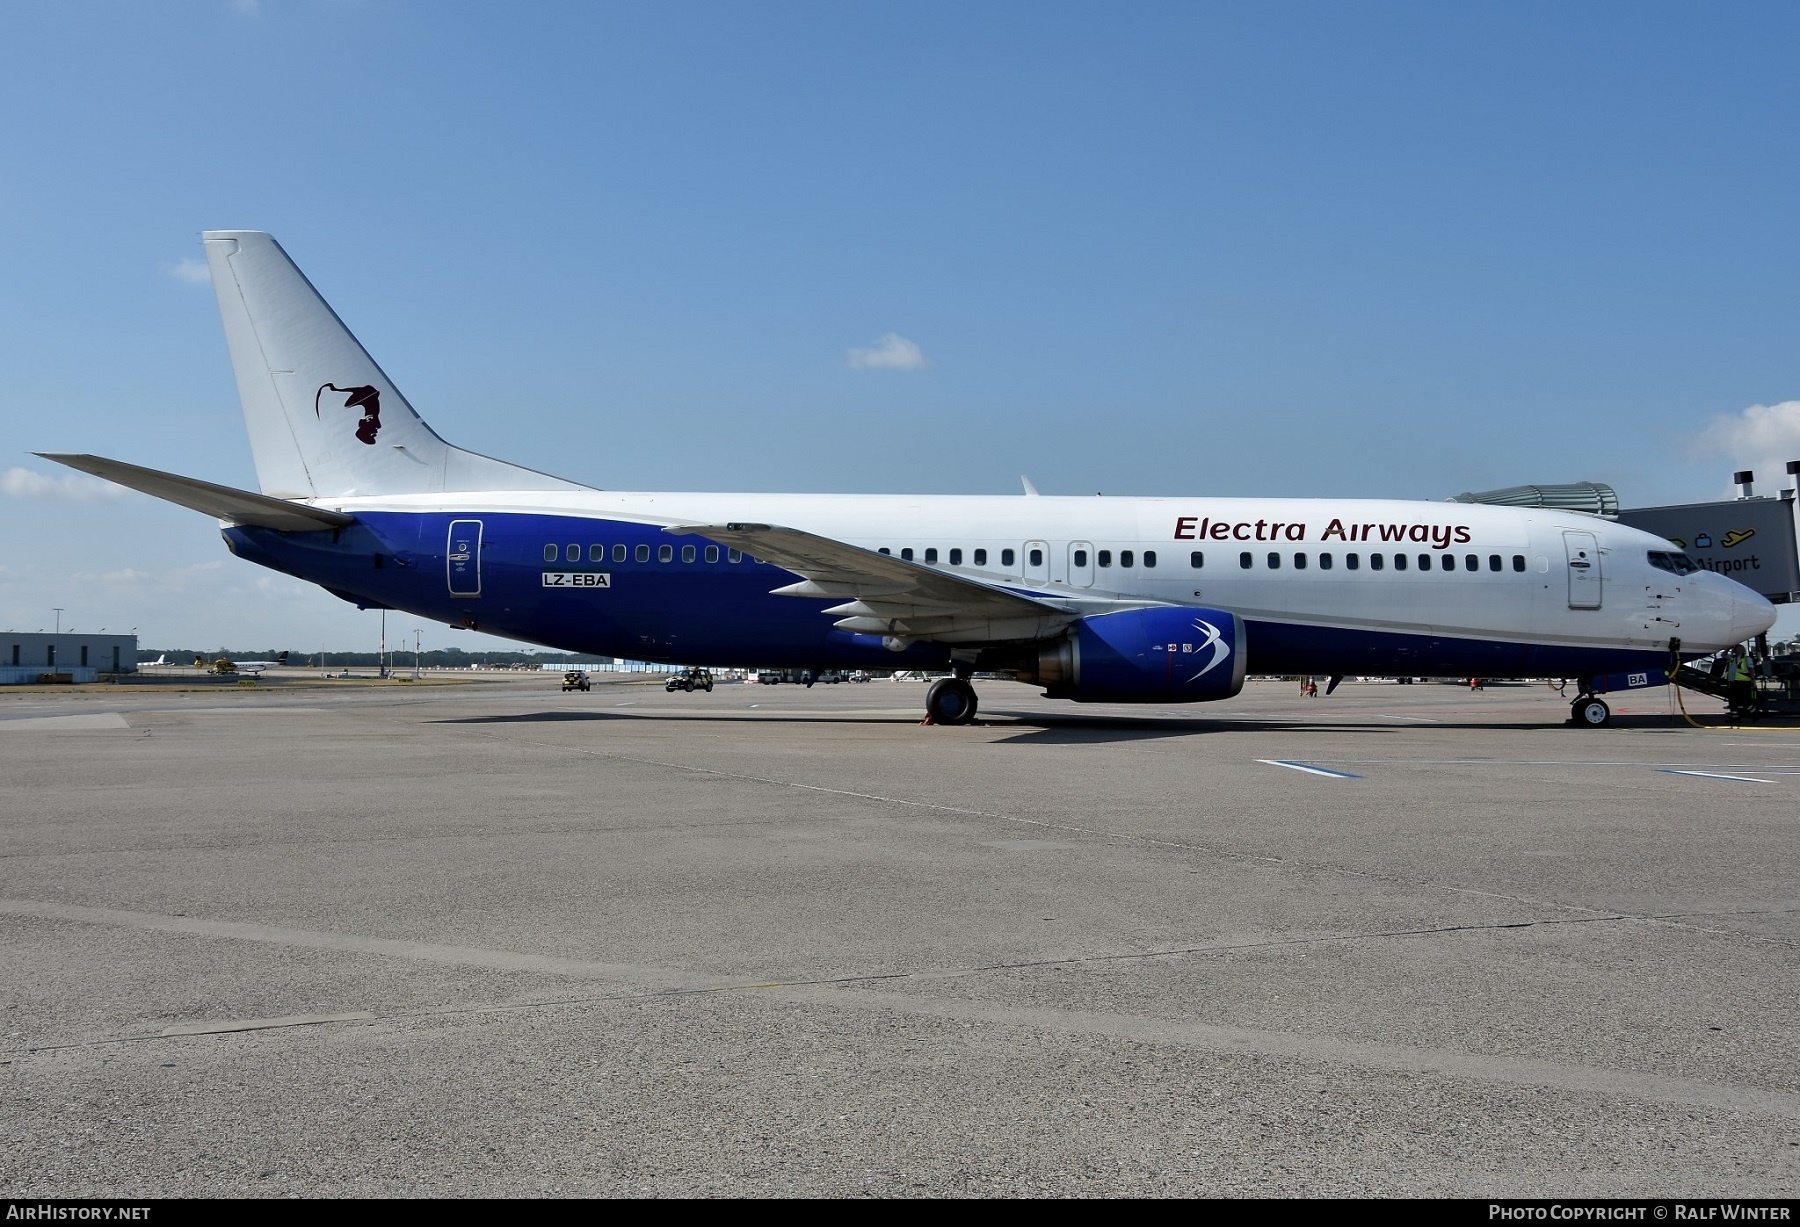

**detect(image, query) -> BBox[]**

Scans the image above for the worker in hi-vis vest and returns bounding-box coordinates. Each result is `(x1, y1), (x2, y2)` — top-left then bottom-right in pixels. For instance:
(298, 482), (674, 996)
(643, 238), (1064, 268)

(1728, 648), (1757, 714)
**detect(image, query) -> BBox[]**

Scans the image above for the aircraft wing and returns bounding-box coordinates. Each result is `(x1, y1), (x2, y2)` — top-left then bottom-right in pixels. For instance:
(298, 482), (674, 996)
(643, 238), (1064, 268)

(666, 522), (1078, 644)
(36, 454), (354, 532)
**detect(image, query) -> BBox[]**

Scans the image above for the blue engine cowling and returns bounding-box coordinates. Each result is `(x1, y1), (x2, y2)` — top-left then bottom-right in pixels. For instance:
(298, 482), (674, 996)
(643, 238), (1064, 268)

(1030, 606), (1246, 703)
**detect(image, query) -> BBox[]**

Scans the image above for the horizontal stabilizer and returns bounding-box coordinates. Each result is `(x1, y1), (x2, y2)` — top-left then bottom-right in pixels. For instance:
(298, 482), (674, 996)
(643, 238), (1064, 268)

(35, 454), (354, 532)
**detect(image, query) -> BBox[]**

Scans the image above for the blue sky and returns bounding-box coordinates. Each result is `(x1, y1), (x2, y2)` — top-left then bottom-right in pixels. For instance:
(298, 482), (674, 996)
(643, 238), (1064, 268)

(3, 0), (1798, 651)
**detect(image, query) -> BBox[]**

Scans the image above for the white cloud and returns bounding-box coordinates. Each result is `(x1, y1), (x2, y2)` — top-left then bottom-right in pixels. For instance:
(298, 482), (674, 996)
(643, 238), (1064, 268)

(847, 332), (929, 372)
(169, 257), (210, 285)
(1, 468), (128, 502)
(1688, 401), (1800, 495)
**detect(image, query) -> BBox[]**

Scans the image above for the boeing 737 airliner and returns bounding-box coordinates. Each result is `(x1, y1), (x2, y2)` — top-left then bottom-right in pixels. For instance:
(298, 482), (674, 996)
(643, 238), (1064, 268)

(42, 232), (1777, 726)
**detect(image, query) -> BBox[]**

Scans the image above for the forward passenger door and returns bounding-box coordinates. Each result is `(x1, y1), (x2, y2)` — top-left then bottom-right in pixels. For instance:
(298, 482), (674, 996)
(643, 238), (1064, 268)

(1564, 530), (1601, 609)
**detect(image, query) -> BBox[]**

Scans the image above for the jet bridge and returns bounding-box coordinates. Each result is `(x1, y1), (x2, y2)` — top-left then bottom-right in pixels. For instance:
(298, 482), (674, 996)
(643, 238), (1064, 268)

(1449, 473), (1800, 606)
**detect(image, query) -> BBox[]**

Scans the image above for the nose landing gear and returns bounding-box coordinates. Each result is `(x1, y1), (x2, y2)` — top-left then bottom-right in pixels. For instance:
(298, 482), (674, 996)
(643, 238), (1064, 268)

(1570, 695), (1611, 727)
(1565, 676), (1610, 727)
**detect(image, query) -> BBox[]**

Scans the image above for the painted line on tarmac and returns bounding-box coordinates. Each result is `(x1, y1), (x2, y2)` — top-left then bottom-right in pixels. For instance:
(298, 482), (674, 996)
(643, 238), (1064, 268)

(1296, 758), (1800, 771)
(1373, 713), (1440, 723)
(0, 900), (677, 987)
(1258, 759), (1361, 779)
(0, 713), (130, 730)
(1659, 769), (1773, 784)
(782, 985), (1800, 1122)
(162, 1012), (375, 1037)
(25, 904), (1798, 1122)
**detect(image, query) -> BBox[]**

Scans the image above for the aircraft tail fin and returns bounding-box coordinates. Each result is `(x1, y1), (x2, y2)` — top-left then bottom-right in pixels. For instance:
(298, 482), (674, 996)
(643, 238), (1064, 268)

(202, 231), (589, 499)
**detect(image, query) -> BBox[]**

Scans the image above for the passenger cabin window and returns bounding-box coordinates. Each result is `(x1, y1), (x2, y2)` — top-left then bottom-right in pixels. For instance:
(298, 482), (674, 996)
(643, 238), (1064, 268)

(1073, 549), (1088, 567)
(681, 545), (696, 563)
(1190, 551), (1204, 569)
(613, 544), (626, 562)
(1120, 550), (1134, 568)
(1488, 555), (1502, 571)
(1512, 554), (1526, 572)
(705, 545), (719, 563)
(1293, 552), (1307, 569)
(1318, 552), (1332, 570)
(1266, 552), (1280, 569)
(1435, 554), (1451, 572)
(566, 544), (580, 562)
(1368, 553), (1381, 571)
(1029, 548), (1043, 567)
(973, 549), (987, 566)
(949, 548), (962, 565)
(1465, 554), (1478, 571)
(1345, 553), (1358, 570)
(1144, 551), (1156, 567)
(1239, 552), (1253, 569)
(636, 545), (650, 562)
(1001, 548), (1015, 567)
(901, 547), (914, 561)
(543, 544), (558, 562)
(1098, 550), (1112, 567)
(728, 548), (743, 563)
(879, 547), (891, 555)
(589, 544), (605, 562)
(1393, 554), (1407, 571)
(925, 547), (939, 563)
(658, 545), (673, 562)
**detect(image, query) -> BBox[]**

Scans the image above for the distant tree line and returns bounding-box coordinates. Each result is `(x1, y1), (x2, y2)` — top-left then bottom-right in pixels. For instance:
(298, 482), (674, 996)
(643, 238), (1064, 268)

(141, 647), (616, 668)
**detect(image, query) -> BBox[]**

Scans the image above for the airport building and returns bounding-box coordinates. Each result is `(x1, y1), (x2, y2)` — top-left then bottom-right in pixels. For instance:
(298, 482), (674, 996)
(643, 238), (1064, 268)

(0, 632), (139, 684)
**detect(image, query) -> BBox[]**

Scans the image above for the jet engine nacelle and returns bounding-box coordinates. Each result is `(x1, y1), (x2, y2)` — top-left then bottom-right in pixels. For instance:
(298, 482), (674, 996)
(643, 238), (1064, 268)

(1023, 606), (1247, 704)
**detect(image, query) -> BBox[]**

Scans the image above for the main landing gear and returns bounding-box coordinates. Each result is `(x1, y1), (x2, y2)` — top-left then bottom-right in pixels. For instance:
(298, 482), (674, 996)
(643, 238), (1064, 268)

(1567, 678), (1610, 728)
(924, 677), (979, 725)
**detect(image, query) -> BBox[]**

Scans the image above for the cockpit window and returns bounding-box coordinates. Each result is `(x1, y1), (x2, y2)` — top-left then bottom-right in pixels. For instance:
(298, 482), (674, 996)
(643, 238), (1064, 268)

(1648, 550), (1699, 575)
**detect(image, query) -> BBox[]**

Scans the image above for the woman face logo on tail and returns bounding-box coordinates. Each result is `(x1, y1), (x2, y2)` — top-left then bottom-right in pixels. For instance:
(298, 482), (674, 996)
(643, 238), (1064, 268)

(314, 383), (382, 445)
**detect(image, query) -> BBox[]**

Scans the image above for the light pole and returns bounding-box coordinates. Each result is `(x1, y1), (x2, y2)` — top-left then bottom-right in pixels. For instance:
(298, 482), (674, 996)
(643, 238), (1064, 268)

(413, 629), (421, 679)
(379, 608), (387, 678)
(51, 608), (63, 669)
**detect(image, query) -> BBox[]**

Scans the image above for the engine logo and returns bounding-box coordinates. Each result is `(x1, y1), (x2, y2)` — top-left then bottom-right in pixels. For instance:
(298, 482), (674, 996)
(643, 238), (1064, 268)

(1184, 617), (1231, 680)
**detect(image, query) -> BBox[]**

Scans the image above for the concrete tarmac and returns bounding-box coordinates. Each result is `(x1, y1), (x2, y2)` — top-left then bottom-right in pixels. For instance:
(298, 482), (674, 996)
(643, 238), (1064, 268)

(1, 674), (1796, 1197)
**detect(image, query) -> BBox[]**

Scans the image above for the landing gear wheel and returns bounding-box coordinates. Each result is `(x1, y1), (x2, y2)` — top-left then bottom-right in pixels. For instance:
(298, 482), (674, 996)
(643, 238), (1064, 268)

(1571, 696), (1610, 728)
(925, 677), (979, 725)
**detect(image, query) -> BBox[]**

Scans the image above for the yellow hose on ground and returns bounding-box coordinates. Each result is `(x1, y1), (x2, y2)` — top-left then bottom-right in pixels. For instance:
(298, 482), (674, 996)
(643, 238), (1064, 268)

(1669, 665), (1708, 729)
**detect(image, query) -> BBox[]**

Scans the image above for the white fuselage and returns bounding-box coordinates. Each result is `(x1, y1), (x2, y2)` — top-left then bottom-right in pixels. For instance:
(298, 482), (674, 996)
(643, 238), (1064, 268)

(312, 488), (1772, 658)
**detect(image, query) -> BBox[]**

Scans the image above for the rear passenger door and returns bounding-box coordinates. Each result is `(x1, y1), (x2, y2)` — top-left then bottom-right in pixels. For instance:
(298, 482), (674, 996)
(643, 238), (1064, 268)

(448, 519), (482, 597)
